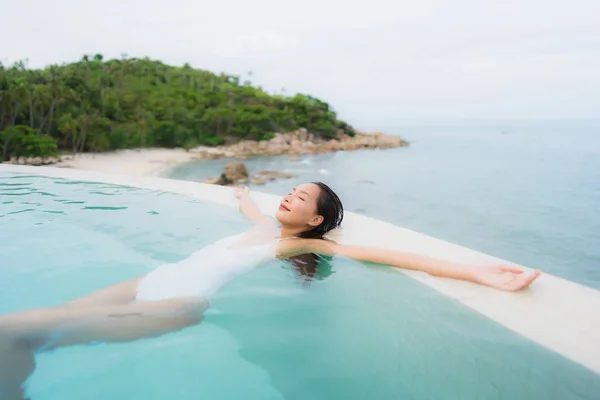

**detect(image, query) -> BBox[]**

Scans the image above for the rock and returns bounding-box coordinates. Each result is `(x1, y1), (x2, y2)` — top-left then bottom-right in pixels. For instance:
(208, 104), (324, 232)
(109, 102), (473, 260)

(254, 170), (296, 181)
(193, 151), (223, 160)
(250, 170), (296, 185)
(9, 156), (61, 166)
(203, 163), (296, 186)
(203, 161), (249, 186)
(222, 162), (249, 183)
(193, 129), (408, 161)
(251, 177), (267, 185)
(202, 177), (221, 185)
(269, 135), (289, 146)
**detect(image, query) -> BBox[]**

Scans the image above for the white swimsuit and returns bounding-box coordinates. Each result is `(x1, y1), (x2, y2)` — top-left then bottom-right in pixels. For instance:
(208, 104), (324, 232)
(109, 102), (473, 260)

(135, 233), (278, 301)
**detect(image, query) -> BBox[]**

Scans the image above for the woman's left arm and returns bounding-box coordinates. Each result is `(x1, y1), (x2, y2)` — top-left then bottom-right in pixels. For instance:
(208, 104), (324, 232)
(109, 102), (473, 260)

(297, 239), (542, 292)
(234, 186), (271, 224)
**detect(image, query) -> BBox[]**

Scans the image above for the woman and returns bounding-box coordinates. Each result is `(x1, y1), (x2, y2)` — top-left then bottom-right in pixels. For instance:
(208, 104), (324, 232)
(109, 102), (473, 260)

(0, 182), (541, 399)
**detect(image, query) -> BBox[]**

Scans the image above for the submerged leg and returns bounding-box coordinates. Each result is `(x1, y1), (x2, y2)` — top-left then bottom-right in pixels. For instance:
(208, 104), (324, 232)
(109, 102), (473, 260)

(0, 277), (141, 399)
(64, 275), (144, 307)
(0, 297), (209, 398)
(0, 338), (35, 400)
(0, 297), (209, 347)
(50, 297), (209, 347)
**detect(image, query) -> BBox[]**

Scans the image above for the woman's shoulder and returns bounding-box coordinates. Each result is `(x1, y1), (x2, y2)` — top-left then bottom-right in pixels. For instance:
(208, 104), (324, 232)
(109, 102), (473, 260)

(275, 238), (305, 259)
(275, 237), (338, 259)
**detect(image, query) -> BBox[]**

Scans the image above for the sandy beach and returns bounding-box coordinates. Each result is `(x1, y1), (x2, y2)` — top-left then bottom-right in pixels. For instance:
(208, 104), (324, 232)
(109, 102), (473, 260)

(44, 133), (407, 179)
(54, 148), (207, 177)
(6, 130), (408, 178)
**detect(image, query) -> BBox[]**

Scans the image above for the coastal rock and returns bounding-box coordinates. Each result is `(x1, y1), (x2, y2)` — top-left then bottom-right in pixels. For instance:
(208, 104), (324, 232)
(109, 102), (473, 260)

(202, 177), (221, 185)
(8, 156), (61, 166)
(202, 162), (249, 186)
(262, 170), (296, 179)
(251, 170), (296, 185)
(203, 163), (296, 186)
(224, 162), (249, 181)
(194, 152), (224, 160)
(190, 129), (408, 160)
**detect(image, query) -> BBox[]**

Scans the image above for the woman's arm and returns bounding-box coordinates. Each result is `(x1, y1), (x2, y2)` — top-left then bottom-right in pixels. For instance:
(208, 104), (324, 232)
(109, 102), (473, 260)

(234, 186), (271, 224)
(280, 239), (541, 292)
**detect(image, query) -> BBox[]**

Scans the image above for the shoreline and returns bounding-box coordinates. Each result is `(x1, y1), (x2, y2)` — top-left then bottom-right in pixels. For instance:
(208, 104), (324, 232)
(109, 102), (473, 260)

(53, 148), (201, 177)
(4, 131), (408, 178)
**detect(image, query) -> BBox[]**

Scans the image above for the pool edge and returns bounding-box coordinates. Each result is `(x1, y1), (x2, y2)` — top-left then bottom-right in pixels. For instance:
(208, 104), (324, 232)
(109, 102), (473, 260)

(2, 164), (599, 375)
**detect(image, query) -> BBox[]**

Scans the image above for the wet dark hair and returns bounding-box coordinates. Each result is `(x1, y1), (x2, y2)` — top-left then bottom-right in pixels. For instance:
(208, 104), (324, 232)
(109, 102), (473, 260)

(296, 181), (344, 239)
(289, 181), (343, 284)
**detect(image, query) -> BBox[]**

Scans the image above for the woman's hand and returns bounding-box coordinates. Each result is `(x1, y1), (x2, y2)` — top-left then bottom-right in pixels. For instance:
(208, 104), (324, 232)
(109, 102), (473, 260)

(472, 265), (542, 292)
(234, 186), (271, 224)
(234, 186), (250, 199)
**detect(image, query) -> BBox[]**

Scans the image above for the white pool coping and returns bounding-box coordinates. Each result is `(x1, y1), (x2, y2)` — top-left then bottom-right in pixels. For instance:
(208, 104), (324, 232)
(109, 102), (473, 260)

(2, 164), (599, 375)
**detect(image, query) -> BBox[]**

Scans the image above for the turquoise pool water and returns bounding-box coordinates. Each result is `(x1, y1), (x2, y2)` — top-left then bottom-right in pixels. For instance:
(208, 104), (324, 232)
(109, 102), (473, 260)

(1, 171), (599, 400)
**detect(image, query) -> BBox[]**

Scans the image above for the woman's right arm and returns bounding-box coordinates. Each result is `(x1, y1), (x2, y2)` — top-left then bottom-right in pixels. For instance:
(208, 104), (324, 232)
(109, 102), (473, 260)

(235, 186), (271, 224)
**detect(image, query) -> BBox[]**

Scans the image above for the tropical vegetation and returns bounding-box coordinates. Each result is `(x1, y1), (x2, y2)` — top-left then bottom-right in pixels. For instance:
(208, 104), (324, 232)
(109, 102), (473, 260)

(0, 54), (355, 161)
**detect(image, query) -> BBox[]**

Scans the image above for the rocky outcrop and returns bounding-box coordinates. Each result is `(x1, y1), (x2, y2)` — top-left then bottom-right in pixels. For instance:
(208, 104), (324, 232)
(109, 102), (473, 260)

(7, 156), (61, 166)
(251, 170), (296, 185)
(203, 162), (297, 186)
(2, 129), (408, 169)
(203, 162), (249, 185)
(189, 129), (408, 160)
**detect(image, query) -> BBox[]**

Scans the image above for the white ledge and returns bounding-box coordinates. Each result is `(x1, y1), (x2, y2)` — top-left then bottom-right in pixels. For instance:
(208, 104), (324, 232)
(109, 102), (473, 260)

(1, 164), (599, 375)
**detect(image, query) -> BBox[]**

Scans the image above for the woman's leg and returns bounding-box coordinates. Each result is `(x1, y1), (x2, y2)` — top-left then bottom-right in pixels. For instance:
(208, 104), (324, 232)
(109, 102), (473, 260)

(0, 339), (35, 400)
(47, 297), (209, 347)
(0, 275), (146, 343)
(0, 276), (144, 399)
(0, 296), (209, 346)
(0, 297), (209, 399)
(64, 275), (144, 307)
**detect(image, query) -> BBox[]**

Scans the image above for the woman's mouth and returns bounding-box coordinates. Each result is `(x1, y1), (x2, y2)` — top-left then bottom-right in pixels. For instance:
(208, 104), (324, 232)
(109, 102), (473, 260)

(279, 204), (290, 211)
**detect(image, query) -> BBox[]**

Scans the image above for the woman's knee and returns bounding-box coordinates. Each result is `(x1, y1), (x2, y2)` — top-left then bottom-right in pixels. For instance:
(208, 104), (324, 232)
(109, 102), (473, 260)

(172, 297), (210, 316)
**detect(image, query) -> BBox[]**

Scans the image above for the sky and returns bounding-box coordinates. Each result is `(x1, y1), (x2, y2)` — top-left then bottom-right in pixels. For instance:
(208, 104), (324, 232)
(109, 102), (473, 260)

(1, 0), (599, 129)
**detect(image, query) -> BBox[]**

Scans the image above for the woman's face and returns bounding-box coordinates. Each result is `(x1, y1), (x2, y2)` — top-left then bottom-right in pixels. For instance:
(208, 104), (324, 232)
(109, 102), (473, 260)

(275, 183), (324, 229)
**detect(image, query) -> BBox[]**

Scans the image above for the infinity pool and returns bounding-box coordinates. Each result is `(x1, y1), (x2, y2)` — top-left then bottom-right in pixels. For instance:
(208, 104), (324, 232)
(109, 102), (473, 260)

(1, 171), (598, 400)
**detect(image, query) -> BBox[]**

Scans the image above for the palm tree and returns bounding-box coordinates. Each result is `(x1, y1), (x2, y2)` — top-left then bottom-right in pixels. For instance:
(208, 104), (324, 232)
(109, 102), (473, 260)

(1, 73), (28, 161)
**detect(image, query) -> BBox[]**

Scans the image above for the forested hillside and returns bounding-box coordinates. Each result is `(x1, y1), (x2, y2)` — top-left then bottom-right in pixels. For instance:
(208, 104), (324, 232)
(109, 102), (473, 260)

(0, 54), (355, 161)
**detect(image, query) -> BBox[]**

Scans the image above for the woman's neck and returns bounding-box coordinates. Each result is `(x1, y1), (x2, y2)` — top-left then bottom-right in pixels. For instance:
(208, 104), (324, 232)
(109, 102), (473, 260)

(278, 225), (309, 239)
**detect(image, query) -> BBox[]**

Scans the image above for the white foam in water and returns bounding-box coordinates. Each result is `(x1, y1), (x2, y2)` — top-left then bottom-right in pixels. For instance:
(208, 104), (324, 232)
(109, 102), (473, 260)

(1, 164), (599, 376)
(319, 169), (330, 175)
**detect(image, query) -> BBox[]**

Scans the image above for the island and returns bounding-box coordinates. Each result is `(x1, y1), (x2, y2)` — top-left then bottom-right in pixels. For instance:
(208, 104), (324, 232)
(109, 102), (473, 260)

(0, 54), (408, 175)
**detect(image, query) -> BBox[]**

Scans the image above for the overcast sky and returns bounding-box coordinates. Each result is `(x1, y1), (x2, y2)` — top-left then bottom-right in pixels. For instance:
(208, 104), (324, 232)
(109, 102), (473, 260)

(2, 0), (599, 129)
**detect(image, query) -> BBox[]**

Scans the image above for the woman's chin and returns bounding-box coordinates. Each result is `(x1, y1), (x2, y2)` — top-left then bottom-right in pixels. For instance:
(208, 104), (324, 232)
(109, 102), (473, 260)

(275, 210), (294, 225)
(274, 211), (284, 222)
